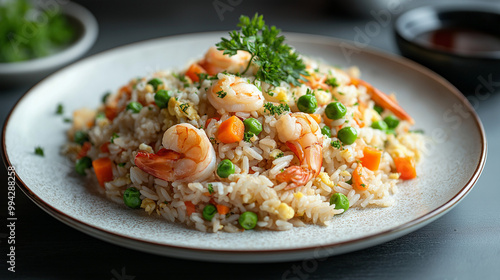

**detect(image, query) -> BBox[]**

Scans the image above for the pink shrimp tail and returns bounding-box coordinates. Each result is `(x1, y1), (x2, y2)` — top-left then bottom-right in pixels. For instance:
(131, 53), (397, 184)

(276, 166), (314, 190)
(134, 149), (182, 182)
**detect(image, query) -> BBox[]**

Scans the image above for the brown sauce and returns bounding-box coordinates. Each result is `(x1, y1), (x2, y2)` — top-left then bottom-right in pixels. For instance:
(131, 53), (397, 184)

(415, 27), (500, 54)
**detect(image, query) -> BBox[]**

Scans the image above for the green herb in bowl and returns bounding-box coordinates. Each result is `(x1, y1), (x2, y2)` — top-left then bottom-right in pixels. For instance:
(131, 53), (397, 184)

(0, 0), (75, 63)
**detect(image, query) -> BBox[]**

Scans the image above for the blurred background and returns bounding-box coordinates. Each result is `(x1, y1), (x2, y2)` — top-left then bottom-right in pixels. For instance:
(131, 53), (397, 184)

(1, 0), (499, 279)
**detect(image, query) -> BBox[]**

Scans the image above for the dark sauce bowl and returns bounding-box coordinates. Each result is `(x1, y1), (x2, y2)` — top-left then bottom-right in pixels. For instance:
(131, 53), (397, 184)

(394, 3), (500, 94)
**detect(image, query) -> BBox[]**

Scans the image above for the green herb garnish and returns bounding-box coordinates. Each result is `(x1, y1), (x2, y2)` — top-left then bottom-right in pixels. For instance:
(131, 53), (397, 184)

(102, 92), (111, 104)
(74, 131), (89, 145)
(56, 104), (63, 115)
(243, 132), (253, 142)
(208, 183), (215, 195)
(263, 102), (290, 116)
(34, 146), (44, 157)
(325, 77), (339, 88)
(0, 0), (75, 63)
(179, 103), (189, 113)
(216, 14), (308, 86)
(216, 90), (227, 98)
(330, 140), (341, 149)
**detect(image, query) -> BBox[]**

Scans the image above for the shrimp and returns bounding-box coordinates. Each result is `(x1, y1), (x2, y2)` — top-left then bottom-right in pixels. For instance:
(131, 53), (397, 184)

(134, 123), (216, 182)
(200, 46), (252, 76)
(275, 113), (323, 189)
(349, 77), (414, 125)
(207, 74), (264, 113)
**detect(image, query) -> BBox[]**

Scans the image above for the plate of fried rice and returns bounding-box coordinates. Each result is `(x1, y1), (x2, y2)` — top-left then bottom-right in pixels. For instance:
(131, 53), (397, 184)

(3, 15), (486, 262)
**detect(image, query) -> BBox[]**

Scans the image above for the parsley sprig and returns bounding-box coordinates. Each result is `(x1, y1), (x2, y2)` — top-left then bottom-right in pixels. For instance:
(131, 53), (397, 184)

(216, 14), (309, 87)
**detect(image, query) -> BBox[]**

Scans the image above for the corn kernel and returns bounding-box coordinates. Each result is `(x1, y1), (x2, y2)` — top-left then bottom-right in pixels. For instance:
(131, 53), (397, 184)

(389, 173), (400, 179)
(141, 198), (156, 215)
(277, 203), (295, 220)
(276, 89), (288, 102)
(315, 90), (331, 106)
(340, 149), (353, 161)
(294, 192), (304, 199)
(318, 172), (334, 188)
(145, 84), (154, 93)
(266, 87), (289, 103)
(370, 109), (382, 122)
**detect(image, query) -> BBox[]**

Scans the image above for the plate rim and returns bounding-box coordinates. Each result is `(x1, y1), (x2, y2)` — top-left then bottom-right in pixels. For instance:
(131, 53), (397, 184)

(2, 32), (487, 260)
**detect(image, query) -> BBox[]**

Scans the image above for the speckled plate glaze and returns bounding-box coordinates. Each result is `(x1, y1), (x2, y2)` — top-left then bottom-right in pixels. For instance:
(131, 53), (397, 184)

(2, 33), (486, 262)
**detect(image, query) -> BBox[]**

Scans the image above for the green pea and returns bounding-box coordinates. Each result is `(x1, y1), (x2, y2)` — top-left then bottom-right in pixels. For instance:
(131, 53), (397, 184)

(337, 127), (358, 145)
(384, 115), (400, 129)
(297, 94), (318, 113)
(147, 78), (163, 91)
(386, 129), (396, 135)
(75, 156), (92, 176)
(371, 120), (388, 131)
(325, 102), (347, 120)
(202, 204), (217, 221)
(154, 89), (171, 108)
(74, 130), (89, 145)
(217, 159), (235, 178)
(238, 211), (258, 230)
(321, 126), (331, 137)
(373, 105), (384, 115)
(330, 193), (349, 213)
(243, 118), (263, 135)
(126, 102), (143, 113)
(123, 187), (142, 209)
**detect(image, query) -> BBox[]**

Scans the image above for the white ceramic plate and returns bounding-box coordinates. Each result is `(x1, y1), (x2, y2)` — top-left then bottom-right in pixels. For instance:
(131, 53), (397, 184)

(2, 32), (486, 262)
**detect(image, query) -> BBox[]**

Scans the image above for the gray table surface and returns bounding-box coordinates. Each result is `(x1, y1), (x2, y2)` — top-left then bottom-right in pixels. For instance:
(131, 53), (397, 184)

(1, 0), (499, 279)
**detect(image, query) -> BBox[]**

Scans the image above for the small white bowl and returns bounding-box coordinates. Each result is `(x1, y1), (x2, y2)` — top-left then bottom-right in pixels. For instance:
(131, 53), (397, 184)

(0, 2), (98, 88)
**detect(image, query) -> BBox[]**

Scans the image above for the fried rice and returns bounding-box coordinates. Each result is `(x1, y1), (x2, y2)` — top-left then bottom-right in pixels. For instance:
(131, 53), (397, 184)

(63, 42), (424, 233)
